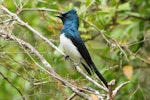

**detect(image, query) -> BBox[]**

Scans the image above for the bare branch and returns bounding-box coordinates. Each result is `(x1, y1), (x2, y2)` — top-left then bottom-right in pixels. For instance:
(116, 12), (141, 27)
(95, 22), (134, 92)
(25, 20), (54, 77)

(106, 80), (130, 100)
(68, 93), (77, 100)
(83, 87), (105, 100)
(107, 80), (115, 100)
(112, 81), (130, 97)
(127, 14), (150, 21)
(0, 71), (25, 100)
(16, 7), (60, 14)
(121, 45), (150, 65)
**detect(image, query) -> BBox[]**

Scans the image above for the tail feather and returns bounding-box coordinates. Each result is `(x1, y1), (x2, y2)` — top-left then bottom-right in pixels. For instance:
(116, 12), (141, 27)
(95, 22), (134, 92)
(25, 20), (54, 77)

(91, 62), (108, 88)
(81, 63), (92, 75)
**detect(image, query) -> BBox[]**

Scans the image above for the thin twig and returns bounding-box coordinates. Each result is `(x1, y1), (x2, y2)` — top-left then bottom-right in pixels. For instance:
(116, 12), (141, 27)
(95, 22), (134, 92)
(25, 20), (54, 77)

(112, 81), (130, 97)
(0, 71), (25, 100)
(127, 15), (150, 21)
(16, 7), (60, 14)
(125, 46), (150, 64)
(68, 93), (77, 100)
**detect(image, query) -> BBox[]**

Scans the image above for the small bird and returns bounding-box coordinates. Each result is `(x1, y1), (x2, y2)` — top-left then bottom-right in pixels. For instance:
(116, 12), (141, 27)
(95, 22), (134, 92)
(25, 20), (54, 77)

(56, 9), (108, 88)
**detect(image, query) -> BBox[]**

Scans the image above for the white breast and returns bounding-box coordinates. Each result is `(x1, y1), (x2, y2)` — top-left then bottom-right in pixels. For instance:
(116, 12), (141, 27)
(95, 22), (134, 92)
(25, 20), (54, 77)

(60, 33), (81, 63)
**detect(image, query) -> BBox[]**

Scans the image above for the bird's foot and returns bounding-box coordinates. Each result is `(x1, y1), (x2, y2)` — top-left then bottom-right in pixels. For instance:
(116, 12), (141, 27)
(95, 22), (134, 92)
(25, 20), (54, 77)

(74, 63), (79, 67)
(74, 62), (80, 66)
(73, 63), (78, 70)
(65, 55), (69, 60)
(73, 58), (81, 67)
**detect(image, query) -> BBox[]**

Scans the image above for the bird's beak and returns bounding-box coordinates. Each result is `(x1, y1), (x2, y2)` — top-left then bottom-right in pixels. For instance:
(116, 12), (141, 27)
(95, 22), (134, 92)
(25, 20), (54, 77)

(55, 14), (62, 18)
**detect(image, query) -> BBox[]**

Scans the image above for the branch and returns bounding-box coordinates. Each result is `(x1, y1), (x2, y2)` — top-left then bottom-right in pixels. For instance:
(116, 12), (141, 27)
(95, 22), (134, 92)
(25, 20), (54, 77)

(0, 71), (25, 100)
(0, 30), (91, 100)
(124, 45), (150, 65)
(112, 81), (130, 97)
(16, 7), (60, 14)
(127, 15), (150, 21)
(68, 93), (77, 100)
(107, 80), (130, 100)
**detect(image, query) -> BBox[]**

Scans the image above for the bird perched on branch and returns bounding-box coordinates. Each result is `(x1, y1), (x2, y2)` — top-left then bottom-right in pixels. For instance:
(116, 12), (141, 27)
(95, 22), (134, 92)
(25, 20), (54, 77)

(56, 9), (108, 88)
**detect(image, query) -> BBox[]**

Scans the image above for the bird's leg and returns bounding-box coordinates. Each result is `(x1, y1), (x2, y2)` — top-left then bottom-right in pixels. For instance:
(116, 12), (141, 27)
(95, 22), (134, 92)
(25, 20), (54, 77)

(65, 55), (75, 64)
(74, 58), (81, 67)
(65, 55), (69, 60)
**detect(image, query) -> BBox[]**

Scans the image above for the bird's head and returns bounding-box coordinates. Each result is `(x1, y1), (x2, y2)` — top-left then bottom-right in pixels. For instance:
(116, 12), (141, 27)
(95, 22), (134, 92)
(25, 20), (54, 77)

(56, 9), (79, 27)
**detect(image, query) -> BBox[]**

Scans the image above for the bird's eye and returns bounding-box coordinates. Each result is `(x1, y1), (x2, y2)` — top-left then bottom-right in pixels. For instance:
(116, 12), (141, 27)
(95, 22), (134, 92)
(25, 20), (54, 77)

(64, 13), (69, 17)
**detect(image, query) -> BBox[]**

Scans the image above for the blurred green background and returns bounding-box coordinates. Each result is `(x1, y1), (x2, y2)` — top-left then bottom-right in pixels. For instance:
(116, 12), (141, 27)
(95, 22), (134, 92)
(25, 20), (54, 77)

(0, 0), (150, 100)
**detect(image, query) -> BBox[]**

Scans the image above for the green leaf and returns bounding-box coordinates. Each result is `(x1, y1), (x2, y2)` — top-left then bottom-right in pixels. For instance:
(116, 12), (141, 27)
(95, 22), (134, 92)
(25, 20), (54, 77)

(118, 2), (131, 11)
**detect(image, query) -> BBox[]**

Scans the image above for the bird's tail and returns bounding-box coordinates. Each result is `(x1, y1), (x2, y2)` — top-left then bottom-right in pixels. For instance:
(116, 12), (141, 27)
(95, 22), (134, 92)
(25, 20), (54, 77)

(91, 62), (108, 88)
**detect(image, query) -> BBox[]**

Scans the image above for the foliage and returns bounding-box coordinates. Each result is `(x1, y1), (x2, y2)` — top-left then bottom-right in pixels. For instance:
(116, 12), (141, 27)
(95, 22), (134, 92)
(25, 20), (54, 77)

(0, 0), (150, 100)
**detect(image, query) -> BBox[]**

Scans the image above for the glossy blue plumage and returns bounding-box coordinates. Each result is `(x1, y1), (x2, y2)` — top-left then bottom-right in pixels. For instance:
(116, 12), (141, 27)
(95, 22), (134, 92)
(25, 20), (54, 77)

(57, 9), (108, 88)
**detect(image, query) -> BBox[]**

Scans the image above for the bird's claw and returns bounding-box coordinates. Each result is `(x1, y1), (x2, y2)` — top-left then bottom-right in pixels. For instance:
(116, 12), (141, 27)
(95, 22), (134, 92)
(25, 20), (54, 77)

(73, 58), (81, 67)
(65, 55), (69, 60)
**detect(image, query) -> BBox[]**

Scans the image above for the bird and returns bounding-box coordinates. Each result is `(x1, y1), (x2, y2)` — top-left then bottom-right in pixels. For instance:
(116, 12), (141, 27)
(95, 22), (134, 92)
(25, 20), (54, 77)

(56, 9), (108, 88)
